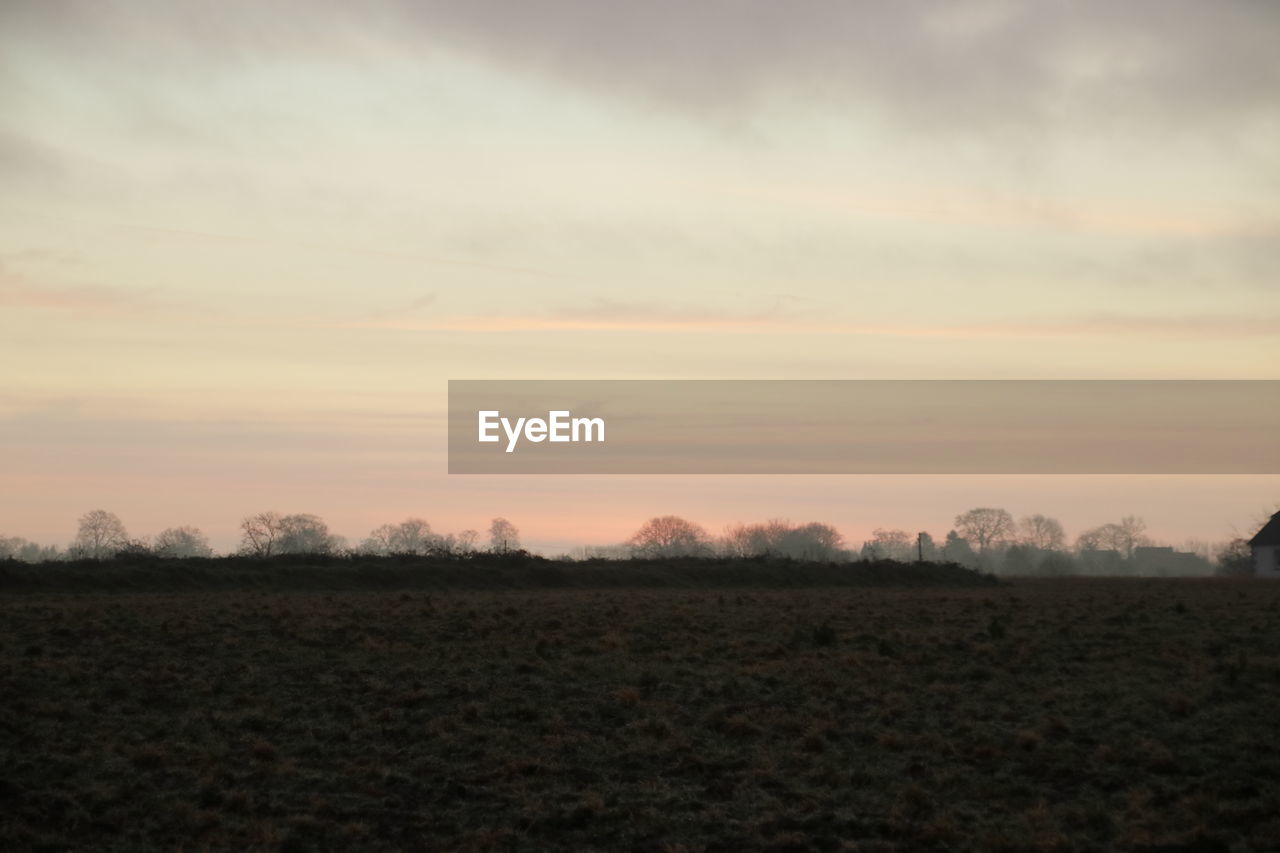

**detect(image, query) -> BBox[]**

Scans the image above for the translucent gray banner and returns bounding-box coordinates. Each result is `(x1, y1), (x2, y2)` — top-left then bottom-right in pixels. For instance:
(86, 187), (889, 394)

(448, 380), (1280, 474)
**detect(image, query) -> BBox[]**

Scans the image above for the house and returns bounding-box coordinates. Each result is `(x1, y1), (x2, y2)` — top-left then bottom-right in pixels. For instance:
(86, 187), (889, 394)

(1132, 546), (1209, 576)
(1078, 548), (1123, 574)
(1251, 511), (1280, 578)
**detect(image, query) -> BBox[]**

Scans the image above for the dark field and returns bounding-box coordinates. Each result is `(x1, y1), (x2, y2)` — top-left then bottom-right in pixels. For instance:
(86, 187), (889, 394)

(4, 578), (1280, 851)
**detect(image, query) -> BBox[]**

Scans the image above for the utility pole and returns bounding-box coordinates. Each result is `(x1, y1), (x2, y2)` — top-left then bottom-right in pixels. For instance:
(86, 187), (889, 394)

(917, 531), (925, 563)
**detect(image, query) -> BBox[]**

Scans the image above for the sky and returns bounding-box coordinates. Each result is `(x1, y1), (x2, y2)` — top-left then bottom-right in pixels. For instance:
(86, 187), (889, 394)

(1, 0), (1278, 554)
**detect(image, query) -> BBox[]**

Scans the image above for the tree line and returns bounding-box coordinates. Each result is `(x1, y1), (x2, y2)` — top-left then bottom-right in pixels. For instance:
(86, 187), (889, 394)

(602, 508), (1246, 577)
(0, 505), (1261, 576)
(0, 511), (522, 561)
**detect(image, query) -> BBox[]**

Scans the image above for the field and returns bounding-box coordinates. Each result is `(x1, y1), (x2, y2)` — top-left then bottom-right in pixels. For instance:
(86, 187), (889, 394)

(3, 574), (1280, 851)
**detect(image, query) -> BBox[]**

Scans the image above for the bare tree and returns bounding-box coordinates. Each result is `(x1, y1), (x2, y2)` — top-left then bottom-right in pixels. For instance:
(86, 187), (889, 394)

(1076, 516), (1149, 558)
(0, 536), (24, 560)
(1075, 526), (1104, 551)
(720, 519), (795, 557)
(488, 517), (520, 553)
(361, 523), (397, 556)
(432, 529), (480, 556)
(719, 523), (755, 557)
(863, 528), (914, 561)
(954, 507), (1015, 552)
(277, 513), (340, 555)
(3, 536), (61, 562)
(781, 522), (844, 560)
(1216, 538), (1254, 576)
(721, 520), (844, 560)
(153, 526), (214, 558)
(1017, 514), (1066, 551)
(362, 518), (436, 555)
(1113, 515), (1149, 558)
(391, 518), (434, 554)
(240, 511), (285, 556)
(628, 515), (712, 558)
(456, 529), (479, 554)
(73, 509), (130, 559)
(1, 537), (60, 562)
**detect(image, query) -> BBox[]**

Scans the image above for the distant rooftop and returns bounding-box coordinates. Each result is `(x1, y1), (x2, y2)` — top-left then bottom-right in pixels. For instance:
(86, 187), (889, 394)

(1249, 511), (1280, 547)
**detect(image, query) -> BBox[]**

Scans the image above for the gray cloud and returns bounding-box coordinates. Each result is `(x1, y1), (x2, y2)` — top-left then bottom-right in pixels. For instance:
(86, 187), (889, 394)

(2, 1), (1277, 135)
(0, 131), (66, 187)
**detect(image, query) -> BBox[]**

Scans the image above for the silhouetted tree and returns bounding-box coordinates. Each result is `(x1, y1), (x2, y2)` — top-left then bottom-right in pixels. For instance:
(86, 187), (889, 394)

(1076, 516), (1149, 558)
(153, 526), (214, 558)
(863, 528), (914, 561)
(1075, 526), (1103, 551)
(1216, 537), (1254, 576)
(392, 518), (434, 553)
(721, 519), (791, 557)
(115, 539), (155, 559)
(489, 517), (520, 553)
(362, 518), (436, 555)
(240, 511), (285, 557)
(1112, 515), (1149, 558)
(917, 531), (939, 561)
(0, 536), (60, 562)
(719, 523), (755, 557)
(277, 513), (340, 555)
(942, 530), (978, 567)
(1017, 514), (1066, 551)
(456, 530), (479, 553)
(361, 524), (396, 555)
(72, 510), (129, 559)
(954, 507), (1015, 552)
(721, 519), (843, 560)
(781, 522), (844, 560)
(628, 516), (712, 558)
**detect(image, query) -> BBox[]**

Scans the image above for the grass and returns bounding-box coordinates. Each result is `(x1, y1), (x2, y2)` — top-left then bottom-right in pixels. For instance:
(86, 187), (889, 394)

(2, 576), (1279, 850)
(0, 553), (997, 594)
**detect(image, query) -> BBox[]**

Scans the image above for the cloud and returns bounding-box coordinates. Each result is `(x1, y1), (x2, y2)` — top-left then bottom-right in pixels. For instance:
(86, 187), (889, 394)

(701, 177), (1270, 238)
(0, 248), (82, 267)
(363, 292), (439, 321)
(117, 224), (559, 277)
(3, 1), (1277, 136)
(0, 131), (65, 187)
(330, 302), (1280, 339)
(394, 1), (1280, 133)
(0, 263), (141, 310)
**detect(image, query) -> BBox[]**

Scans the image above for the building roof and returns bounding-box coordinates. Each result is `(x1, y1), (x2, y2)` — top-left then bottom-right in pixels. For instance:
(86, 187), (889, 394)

(1249, 511), (1280, 547)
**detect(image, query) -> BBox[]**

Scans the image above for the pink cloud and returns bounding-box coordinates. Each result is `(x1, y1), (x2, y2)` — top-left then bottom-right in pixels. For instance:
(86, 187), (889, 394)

(331, 310), (1278, 339)
(0, 264), (138, 310)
